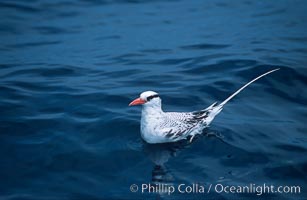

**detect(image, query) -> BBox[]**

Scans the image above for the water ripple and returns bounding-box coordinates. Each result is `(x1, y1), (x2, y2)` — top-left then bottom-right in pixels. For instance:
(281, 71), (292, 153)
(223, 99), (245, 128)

(180, 43), (231, 50)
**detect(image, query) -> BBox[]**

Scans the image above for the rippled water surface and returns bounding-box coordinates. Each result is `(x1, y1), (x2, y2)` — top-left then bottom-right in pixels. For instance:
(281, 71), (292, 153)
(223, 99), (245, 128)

(0, 0), (307, 199)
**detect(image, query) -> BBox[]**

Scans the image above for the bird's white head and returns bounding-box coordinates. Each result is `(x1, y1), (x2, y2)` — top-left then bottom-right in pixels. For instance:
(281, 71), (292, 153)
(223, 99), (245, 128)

(129, 91), (161, 108)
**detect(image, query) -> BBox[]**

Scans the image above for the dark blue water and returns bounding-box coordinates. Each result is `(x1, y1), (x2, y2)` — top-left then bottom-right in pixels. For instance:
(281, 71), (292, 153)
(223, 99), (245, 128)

(0, 0), (307, 199)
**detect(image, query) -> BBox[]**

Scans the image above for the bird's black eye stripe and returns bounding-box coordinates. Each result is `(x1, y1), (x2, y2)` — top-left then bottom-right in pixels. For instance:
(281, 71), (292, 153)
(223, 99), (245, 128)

(147, 94), (159, 101)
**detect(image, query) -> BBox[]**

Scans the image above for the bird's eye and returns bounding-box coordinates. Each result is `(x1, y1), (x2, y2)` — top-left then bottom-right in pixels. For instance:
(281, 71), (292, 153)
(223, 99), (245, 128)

(147, 94), (159, 101)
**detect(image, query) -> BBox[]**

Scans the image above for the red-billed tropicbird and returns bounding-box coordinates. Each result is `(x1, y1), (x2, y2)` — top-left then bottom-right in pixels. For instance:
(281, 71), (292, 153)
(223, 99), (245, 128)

(129, 69), (279, 144)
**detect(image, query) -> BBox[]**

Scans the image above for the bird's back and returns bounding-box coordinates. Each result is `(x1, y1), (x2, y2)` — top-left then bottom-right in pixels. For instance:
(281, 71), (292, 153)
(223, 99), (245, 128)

(141, 102), (221, 143)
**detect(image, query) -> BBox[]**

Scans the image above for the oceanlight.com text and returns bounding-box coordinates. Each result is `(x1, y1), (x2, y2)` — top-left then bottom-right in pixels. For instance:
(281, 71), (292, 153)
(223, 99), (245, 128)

(130, 183), (301, 196)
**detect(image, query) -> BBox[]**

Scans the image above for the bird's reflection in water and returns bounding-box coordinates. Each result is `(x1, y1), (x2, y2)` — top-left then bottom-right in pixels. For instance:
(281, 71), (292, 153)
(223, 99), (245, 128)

(144, 140), (189, 184)
(143, 131), (225, 184)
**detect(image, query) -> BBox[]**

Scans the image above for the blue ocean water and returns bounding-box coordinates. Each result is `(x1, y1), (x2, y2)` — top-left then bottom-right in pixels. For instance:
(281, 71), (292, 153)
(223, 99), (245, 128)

(0, 0), (306, 199)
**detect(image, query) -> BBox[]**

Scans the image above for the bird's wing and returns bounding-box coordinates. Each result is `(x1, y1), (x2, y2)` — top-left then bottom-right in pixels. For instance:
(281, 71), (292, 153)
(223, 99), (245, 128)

(160, 102), (218, 140)
(160, 112), (207, 140)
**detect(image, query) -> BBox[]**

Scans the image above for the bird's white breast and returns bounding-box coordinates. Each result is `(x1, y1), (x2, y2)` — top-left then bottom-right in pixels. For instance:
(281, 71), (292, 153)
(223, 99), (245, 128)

(140, 107), (170, 143)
